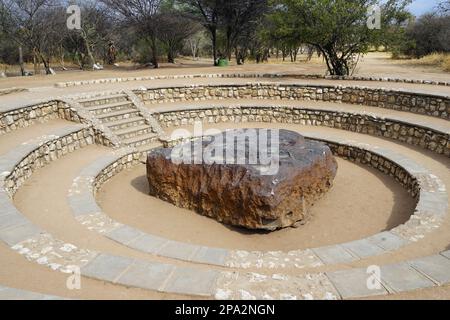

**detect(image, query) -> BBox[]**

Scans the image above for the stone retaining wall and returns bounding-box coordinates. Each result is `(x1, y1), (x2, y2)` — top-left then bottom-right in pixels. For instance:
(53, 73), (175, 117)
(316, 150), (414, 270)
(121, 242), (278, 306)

(0, 100), (115, 147)
(3, 126), (98, 196)
(92, 151), (144, 194)
(0, 100), (60, 134)
(154, 105), (450, 156)
(54, 73), (450, 88)
(325, 141), (420, 199)
(135, 83), (450, 119)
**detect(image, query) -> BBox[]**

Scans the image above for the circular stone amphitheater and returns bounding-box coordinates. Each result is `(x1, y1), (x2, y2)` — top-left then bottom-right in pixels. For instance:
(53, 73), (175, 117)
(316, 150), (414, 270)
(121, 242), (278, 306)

(0, 66), (449, 300)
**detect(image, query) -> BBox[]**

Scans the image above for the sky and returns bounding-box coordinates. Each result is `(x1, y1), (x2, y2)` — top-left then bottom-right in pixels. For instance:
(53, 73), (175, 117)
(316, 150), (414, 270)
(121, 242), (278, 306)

(408, 0), (442, 16)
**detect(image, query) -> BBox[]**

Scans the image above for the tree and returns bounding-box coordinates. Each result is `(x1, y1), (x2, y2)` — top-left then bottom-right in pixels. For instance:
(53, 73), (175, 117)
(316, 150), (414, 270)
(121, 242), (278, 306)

(179, 0), (221, 65)
(270, 0), (411, 75)
(439, 0), (450, 13)
(219, 0), (268, 60)
(371, 0), (413, 56)
(101, 0), (163, 68)
(264, 3), (305, 62)
(186, 31), (207, 60)
(0, 0), (61, 75)
(403, 13), (450, 57)
(157, 1), (202, 63)
(158, 12), (201, 63)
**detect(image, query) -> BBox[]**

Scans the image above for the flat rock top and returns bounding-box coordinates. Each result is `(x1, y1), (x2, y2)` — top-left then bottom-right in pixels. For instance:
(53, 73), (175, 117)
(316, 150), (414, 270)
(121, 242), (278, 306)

(152, 129), (333, 183)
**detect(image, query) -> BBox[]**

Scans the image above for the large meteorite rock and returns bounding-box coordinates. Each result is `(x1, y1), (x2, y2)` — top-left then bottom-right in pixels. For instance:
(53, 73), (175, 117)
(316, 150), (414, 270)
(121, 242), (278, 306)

(147, 129), (337, 231)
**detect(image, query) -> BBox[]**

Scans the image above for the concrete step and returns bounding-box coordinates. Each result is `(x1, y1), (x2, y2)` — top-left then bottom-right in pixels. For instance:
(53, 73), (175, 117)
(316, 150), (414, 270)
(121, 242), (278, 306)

(86, 101), (134, 116)
(114, 124), (154, 140)
(123, 132), (159, 148)
(77, 94), (128, 108)
(106, 117), (147, 131)
(97, 108), (141, 123)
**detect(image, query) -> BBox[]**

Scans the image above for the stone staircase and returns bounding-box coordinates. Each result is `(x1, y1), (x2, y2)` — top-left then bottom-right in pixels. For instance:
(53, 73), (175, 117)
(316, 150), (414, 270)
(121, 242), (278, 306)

(76, 93), (161, 149)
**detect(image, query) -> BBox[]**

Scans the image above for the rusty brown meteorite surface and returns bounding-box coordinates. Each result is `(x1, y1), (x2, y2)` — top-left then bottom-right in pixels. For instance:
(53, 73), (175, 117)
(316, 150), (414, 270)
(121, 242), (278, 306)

(147, 129), (337, 231)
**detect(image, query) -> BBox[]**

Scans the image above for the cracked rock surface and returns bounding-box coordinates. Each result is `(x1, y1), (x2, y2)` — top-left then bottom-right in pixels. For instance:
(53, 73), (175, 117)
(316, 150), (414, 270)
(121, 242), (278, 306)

(147, 129), (337, 231)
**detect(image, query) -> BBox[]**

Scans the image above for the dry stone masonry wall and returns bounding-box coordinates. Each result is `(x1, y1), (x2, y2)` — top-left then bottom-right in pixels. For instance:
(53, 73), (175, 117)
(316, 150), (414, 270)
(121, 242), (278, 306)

(0, 100), (60, 134)
(135, 84), (450, 119)
(0, 99), (117, 147)
(2, 125), (98, 196)
(54, 73), (450, 88)
(154, 105), (450, 156)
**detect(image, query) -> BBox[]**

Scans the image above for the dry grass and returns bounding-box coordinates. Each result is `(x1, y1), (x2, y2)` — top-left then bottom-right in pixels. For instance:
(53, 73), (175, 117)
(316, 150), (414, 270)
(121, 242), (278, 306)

(414, 53), (450, 72)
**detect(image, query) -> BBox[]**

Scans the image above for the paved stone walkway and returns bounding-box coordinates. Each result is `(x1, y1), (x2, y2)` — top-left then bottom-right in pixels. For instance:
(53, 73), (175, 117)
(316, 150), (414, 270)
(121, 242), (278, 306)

(0, 285), (62, 300)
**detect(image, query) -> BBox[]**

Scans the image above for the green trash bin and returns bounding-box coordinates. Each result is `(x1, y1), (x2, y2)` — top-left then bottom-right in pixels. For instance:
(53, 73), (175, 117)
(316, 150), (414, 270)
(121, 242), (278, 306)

(217, 58), (229, 67)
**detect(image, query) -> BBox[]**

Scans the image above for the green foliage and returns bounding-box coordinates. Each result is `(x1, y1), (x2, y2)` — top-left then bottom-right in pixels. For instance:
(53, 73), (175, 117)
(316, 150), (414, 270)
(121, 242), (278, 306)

(2, 0), (445, 74)
(402, 13), (450, 57)
(272, 0), (368, 74)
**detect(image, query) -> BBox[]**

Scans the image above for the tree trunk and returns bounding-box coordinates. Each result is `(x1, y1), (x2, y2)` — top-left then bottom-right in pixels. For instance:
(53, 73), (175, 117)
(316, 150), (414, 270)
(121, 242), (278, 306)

(33, 47), (39, 75)
(225, 28), (232, 61)
(42, 58), (52, 75)
(212, 29), (218, 66)
(282, 47), (287, 62)
(81, 33), (96, 69)
(19, 46), (25, 76)
(37, 50), (52, 75)
(60, 51), (66, 70)
(150, 36), (159, 68)
(167, 48), (175, 64)
(320, 45), (349, 76)
(74, 51), (83, 69)
(189, 39), (198, 60)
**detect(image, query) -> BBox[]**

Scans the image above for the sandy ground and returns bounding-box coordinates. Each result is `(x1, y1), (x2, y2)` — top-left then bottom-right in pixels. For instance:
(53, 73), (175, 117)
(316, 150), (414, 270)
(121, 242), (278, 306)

(0, 119), (77, 154)
(0, 242), (188, 300)
(1, 52), (449, 90)
(368, 283), (450, 300)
